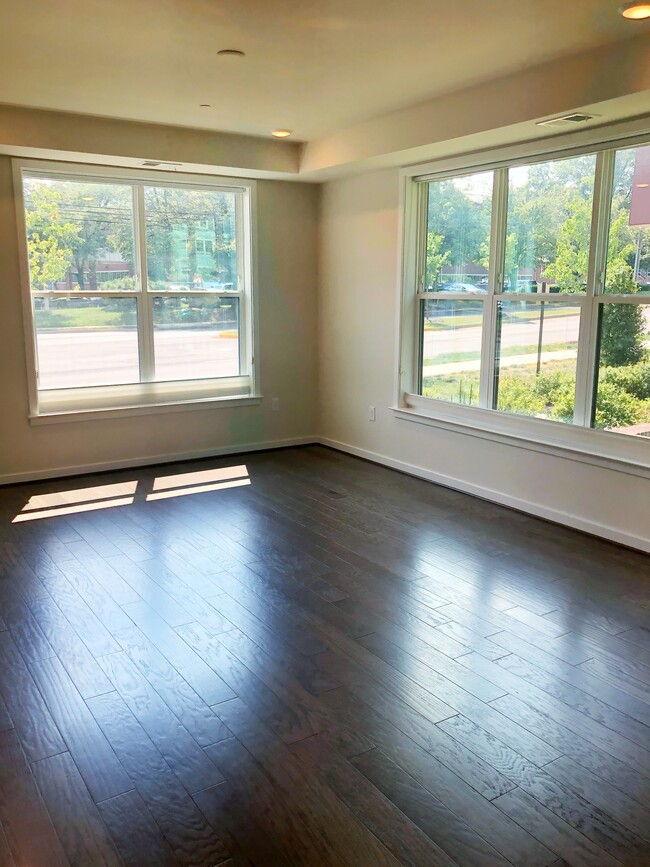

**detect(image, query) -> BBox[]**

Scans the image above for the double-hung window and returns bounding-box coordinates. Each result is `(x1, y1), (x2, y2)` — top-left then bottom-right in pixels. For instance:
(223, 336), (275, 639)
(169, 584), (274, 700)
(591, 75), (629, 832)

(400, 137), (650, 461)
(15, 161), (257, 419)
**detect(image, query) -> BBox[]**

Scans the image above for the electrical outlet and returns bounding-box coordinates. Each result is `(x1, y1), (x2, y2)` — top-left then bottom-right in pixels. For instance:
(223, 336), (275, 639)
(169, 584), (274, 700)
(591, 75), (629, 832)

(369, 405), (376, 422)
(271, 397), (280, 411)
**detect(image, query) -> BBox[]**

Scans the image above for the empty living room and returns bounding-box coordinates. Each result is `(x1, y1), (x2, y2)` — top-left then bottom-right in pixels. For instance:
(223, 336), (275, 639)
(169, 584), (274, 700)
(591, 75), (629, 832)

(1, 1), (650, 865)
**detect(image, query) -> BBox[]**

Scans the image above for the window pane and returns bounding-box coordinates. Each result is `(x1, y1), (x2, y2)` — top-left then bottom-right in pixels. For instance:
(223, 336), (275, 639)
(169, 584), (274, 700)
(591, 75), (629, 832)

(425, 172), (493, 292)
(152, 296), (240, 381)
(419, 299), (482, 405)
(34, 296), (139, 389)
(145, 187), (238, 291)
(503, 154), (596, 294)
(604, 146), (650, 295)
(23, 177), (136, 292)
(494, 301), (580, 422)
(593, 303), (650, 436)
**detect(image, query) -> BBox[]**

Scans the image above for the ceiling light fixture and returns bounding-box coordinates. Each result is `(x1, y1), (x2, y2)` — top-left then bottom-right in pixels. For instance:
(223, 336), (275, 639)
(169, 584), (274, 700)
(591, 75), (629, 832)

(217, 49), (245, 57)
(619, 1), (650, 19)
(272, 129), (292, 138)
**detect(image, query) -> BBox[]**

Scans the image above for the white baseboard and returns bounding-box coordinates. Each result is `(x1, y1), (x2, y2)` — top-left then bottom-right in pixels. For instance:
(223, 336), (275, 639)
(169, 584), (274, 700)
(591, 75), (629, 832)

(318, 436), (650, 554)
(0, 436), (318, 486)
(4, 432), (648, 554)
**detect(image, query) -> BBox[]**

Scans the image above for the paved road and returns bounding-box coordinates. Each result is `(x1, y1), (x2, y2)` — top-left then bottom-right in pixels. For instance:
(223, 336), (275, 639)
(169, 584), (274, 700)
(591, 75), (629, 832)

(36, 329), (239, 389)
(422, 312), (581, 362)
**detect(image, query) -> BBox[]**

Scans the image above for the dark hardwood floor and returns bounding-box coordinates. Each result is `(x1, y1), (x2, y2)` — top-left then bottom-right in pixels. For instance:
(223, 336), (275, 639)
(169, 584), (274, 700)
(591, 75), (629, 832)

(0, 444), (649, 866)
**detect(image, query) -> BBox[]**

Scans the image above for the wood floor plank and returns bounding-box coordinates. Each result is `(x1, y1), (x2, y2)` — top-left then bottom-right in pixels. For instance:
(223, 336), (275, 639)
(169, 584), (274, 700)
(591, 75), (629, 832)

(492, 788), (621, 867)
(0, 631), (66, 762)
(122, 600), (236, 706)
(114, 623), (230, 748)
(336, 594), (470, 660)
(98, 650), (225, 793)
(290, 734), (460, 867)
(205, 572), (325, 656)
(350, 632), (557, 765)
(460, 650), (650, 773)
(496, 652), (650, 746)
(105, 554), (194, 627)
(0, 729), (69, 867)
(203, 737), (337, 867)
(492, 633), (650, 728)
(131, 558), (234, 635)
(489, 692), (650, 802)
(0, 446), (649, 866)
(321, 687), (557, 867)
(193, 747), (298, 867)
(434, 603), (593, 665)
(212, 697), (402, 866)
(0, 584), (56, 662)
(28, 657), (132, 803)
(28, 594), (114, 699)
(177, 621), (320, 745)
(434, 714), (649, 862)
(31, 751), (123, 866)
(543, 755), (650, 843)
(39, 568), (121, 658)
(204, 591), (341, 695)
(351, 747), (513, 866)
(87, 690), (229, 867)
(97, 789), (181, 867)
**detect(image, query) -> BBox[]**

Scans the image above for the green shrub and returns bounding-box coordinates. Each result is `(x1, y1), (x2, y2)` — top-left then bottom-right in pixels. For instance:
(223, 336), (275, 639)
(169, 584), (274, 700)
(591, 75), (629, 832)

(593, 381), (646, 429)
(601, 363), (650, 400)
(496, 378), (546, 416)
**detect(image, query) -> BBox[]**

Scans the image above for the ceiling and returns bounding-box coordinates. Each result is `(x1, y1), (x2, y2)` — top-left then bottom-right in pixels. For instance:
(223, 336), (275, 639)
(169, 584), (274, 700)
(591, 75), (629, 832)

(0, 0), (647, 141)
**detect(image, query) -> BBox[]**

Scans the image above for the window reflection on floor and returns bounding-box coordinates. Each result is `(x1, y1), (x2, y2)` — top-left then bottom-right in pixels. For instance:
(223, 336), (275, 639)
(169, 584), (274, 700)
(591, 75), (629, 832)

(12, 465), (251, 522)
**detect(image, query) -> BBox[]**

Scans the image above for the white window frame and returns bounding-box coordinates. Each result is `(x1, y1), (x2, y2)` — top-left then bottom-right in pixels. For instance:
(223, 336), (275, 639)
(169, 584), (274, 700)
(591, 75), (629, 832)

(14, 159), (260, 423)
(395, 122), (650, 477)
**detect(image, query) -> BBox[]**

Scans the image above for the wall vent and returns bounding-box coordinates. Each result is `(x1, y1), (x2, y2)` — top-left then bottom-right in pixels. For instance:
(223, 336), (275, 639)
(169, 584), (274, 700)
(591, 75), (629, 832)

(536, 113), (595, 128)
(141, 160), (182, 168)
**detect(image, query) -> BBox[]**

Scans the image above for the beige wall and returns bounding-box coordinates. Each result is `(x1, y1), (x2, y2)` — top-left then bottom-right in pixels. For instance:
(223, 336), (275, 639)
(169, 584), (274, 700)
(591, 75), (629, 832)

(0, 156), (319, 481)
(318, 169), (650, 551)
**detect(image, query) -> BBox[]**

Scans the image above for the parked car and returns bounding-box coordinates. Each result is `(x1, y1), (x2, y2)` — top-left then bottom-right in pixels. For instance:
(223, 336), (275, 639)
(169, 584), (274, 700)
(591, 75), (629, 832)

(431, 282), (488, 294)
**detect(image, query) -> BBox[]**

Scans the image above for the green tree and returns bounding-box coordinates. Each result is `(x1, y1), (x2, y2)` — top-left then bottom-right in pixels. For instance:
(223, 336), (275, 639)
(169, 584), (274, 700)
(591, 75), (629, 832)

(425, 231), (450, 287)
(55, 182), (134, 291)
(543, 195), (592, 292)
(24, 184), (79, 290)
(599, 262), (646, 366)
(427, 178), (491, 281)
(143, 187), (237, 287)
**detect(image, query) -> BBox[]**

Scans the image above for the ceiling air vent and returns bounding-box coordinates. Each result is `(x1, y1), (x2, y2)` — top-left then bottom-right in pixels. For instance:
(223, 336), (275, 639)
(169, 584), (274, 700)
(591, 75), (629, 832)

(536, 113), (595, 128)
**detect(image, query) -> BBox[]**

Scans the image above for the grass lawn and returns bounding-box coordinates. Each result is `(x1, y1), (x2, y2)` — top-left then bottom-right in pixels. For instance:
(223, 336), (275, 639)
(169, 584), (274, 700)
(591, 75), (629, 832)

(423, 341), (576, 366)
(34, 307), (133, 328)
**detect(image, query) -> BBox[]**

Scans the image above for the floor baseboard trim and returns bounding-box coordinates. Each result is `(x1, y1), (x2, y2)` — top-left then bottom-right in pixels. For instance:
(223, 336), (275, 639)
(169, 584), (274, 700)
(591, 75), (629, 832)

(0, 436), (318, 486)
(318, 436), (650, 554)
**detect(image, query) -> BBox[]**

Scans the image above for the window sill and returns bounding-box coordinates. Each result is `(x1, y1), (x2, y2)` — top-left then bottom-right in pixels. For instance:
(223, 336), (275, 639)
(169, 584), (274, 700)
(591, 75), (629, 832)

(30, 393), (262, 425)
(393, 394), (650, 480)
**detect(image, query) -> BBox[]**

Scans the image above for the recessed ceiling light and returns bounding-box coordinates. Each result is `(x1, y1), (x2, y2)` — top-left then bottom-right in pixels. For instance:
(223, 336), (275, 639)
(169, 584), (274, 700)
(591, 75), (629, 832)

(217, 49), (245, 57)
(619, 1), (650, 19)
(272, 129), (292, 138)
(637, 183), (650, 188)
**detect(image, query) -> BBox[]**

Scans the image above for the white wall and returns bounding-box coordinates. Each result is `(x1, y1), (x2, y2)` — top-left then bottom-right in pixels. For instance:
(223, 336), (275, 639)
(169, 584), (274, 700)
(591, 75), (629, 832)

(318, 168), (650, 551)
(0, 156), (319, 481)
